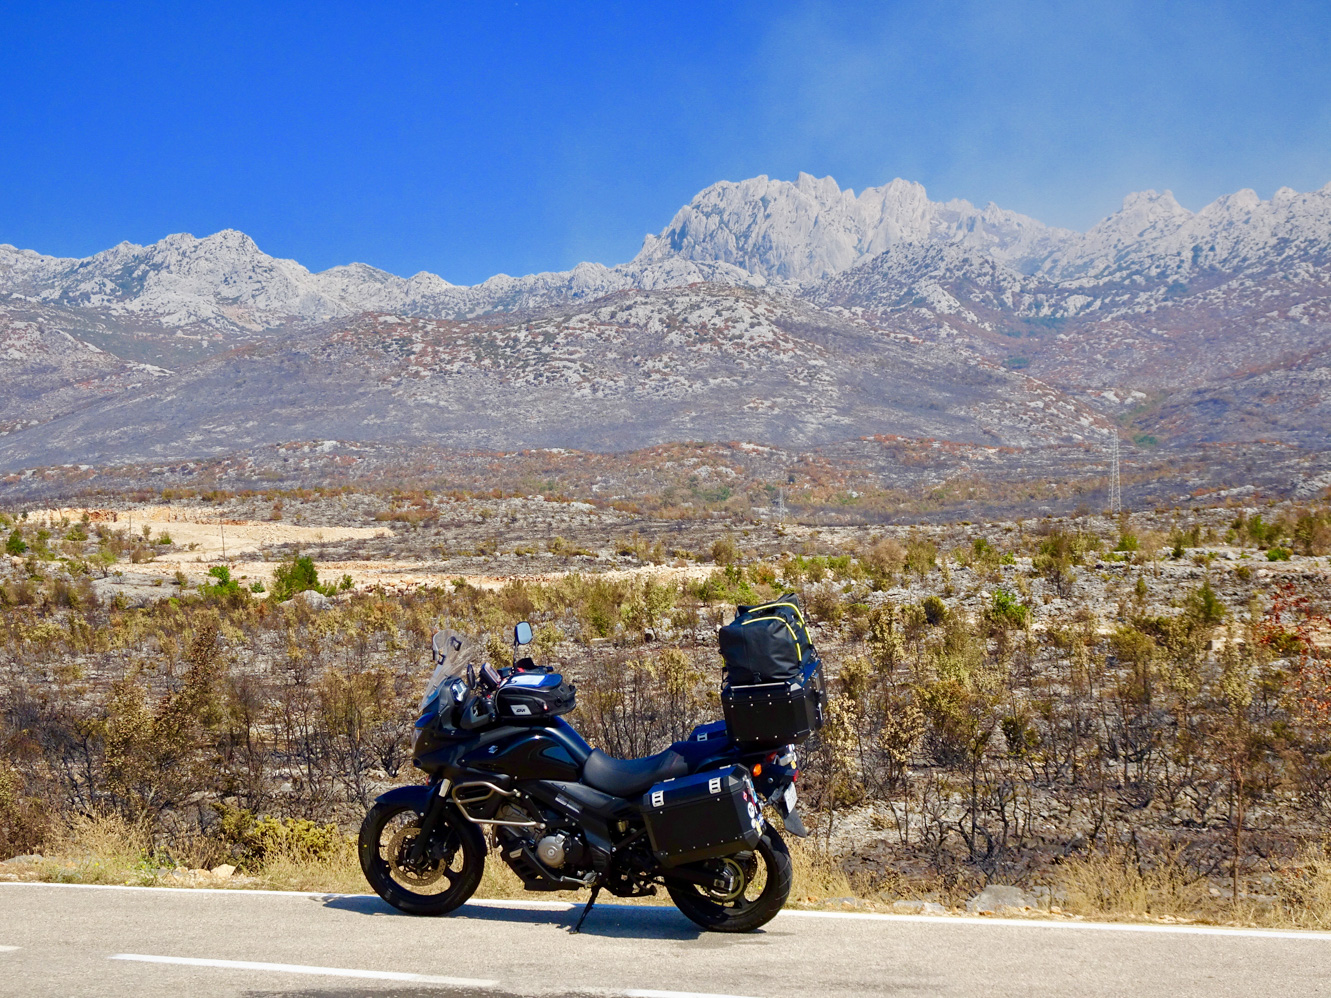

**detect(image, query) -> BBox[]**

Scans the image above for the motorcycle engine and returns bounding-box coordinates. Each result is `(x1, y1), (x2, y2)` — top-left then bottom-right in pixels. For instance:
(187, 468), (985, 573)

(494, 803), (587, 878)
(535, 832), (584, 869)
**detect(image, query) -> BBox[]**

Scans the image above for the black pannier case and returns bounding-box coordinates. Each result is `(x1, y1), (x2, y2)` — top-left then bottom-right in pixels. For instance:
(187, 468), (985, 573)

(494, 672), (576, 723)
(641, 765), (763, 867)
(722, 658), (824, 750)
(718, 594), (825, 749)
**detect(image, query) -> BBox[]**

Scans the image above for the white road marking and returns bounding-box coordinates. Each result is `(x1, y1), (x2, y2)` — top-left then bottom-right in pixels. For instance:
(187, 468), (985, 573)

(7, 882), (1331, 941)
(781, 909), (1331, 940)
(0, 946), (18, 953)
(626, 991), (762, 998)
(109, 954), (497, 987)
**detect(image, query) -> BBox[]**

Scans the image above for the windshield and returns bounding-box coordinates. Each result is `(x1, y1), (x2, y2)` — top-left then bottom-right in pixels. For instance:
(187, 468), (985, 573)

(419, 628), (482, 710)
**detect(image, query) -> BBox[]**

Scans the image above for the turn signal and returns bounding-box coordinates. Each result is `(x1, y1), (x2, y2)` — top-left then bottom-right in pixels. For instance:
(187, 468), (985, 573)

(751, 763), (763, 777)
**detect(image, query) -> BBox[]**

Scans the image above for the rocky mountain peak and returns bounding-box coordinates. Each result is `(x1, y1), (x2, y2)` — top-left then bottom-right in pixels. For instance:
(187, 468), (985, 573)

(632, 173), (1069, 284)
(2, 171), (1330, 342)
(1090, 189), (1192, 243)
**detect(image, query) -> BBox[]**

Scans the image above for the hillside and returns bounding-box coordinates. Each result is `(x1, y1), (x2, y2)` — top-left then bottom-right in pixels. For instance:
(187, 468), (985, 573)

(0, 287), (1108, 471)
(1, 172), (1328, 478)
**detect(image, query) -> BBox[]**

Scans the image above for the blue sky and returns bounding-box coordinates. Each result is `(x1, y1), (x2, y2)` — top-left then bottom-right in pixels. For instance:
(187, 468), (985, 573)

(2, 0), (1329, 283)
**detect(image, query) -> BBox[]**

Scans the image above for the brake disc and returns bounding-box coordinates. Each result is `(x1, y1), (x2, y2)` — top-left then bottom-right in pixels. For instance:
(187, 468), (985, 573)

(704, 857), (747, 902)
(387, 822), (445, 888)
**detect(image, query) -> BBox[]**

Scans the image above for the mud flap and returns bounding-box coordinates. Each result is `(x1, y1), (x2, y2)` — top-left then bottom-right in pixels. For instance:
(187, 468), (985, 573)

(780, 805), (809, 837)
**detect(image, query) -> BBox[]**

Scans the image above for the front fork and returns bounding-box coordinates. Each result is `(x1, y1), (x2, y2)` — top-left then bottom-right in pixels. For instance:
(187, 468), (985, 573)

(408, 777), (453, 866)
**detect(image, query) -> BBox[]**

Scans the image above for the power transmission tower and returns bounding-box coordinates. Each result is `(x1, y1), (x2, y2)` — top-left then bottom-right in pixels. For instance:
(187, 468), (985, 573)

(1109, 432), (1122, 514)
(774, 487), (786, 525)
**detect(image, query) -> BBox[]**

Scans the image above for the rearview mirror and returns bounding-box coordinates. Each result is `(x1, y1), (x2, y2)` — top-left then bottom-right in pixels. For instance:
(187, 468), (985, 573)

(514, 621), (533, 646)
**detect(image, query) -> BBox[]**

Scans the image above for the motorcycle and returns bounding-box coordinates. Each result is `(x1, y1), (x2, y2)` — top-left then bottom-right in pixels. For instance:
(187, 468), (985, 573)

(358, 621), (812, 933)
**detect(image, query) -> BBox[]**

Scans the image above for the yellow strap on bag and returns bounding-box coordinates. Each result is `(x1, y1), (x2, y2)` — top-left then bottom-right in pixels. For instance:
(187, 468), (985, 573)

(739, 598), (812, 658)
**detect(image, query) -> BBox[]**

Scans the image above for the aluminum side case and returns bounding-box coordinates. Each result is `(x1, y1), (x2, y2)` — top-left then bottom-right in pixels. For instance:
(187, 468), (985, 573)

(640, 765), (762, 867)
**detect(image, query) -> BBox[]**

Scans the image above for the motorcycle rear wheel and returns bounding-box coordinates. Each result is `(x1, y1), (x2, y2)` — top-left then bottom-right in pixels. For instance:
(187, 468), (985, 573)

(359, 800), (485, 916)
(665, 827), (792, 933)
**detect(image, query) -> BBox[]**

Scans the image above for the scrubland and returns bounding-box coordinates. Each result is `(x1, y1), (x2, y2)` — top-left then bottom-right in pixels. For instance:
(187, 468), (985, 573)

(2, 491), (1331, 927)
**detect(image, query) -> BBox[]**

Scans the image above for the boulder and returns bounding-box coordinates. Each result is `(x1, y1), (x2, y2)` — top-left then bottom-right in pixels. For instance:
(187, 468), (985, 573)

(284, 589), (332, 610)
(210, 863), (236, 879)
(966, 885), (1037, 914)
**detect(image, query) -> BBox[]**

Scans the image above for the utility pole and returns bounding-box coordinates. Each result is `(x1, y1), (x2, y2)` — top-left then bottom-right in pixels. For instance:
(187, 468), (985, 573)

(1109, 432), (1122, 515)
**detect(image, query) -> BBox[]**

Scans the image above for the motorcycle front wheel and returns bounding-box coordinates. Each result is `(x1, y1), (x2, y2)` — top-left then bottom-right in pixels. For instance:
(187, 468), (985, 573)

(358, 799), (485, 916)
(665, 827), (793, 932)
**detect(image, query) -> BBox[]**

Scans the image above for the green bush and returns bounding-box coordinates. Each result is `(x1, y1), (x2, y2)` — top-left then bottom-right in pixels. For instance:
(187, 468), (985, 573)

(988, 588), (1029, 630)
(5, 529), (26, 556)
(199, 566), (245, 600)
(1268, 546), (1293, 562)
(214, 804), (342, 869)
(904, 537), (938, 580)
(1186, 579), (1226, 627)
(269, 555), (333, 601)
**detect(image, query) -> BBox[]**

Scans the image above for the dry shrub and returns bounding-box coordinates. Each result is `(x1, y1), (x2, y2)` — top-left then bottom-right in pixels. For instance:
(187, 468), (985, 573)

(1274, 842), (1331, 929)
(28, 807), (363, 892)
(250, 832), (363, 893)
(862, 536), (905, 575)
(1057, 842), (1208, 919)
(804, 583), (843, 626)
(786, 834), (854, 902)
(35, 812), (153, 884)
(0, 764), (47, 857)
(710, 535), (740, 566)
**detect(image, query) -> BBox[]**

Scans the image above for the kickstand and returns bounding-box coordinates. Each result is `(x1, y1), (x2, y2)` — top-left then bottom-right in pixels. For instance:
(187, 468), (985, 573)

(572, 885), (601, 933)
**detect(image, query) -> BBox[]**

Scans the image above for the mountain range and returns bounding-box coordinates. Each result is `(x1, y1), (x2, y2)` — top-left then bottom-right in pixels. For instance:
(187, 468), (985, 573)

(2, 172), (1329, 476)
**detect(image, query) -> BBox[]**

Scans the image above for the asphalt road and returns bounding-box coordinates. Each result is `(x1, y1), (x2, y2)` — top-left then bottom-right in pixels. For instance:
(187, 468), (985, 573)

(2, 882), (1330, 998)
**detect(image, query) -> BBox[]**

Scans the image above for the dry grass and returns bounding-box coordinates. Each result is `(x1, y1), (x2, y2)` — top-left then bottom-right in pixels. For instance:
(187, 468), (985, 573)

(786, 835), (855, 904)
(17, 815), (1331, 930)
(1272, 842), (1331, 931)
(1056, 843), (1210, 921)
(1055, 840), (1331, 929)
(9, 811), (870, 912)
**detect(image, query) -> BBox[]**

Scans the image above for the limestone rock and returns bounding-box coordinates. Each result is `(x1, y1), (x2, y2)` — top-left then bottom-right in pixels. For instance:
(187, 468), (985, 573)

(966, 885), (1037, 914)
(284, 589), (332, 610)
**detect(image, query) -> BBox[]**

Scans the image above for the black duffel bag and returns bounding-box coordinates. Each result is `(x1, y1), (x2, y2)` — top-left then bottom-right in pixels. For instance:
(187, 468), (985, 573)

(717, 594), (816, 686)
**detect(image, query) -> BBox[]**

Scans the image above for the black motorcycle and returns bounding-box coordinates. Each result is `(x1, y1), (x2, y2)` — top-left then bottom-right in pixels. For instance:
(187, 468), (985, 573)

(359, 618), (822, 933)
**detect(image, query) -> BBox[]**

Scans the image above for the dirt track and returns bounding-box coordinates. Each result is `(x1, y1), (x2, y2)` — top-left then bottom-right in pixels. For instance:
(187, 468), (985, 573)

(30, 506), (391, 561)
(33, 506), (715, 594)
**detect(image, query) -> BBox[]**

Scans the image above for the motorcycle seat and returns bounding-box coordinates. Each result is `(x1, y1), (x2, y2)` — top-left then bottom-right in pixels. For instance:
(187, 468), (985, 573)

(581, 747), (689, 799)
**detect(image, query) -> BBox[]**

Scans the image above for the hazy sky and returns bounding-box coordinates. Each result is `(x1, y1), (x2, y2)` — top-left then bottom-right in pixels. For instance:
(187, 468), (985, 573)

(3, 0), (1329, 283)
